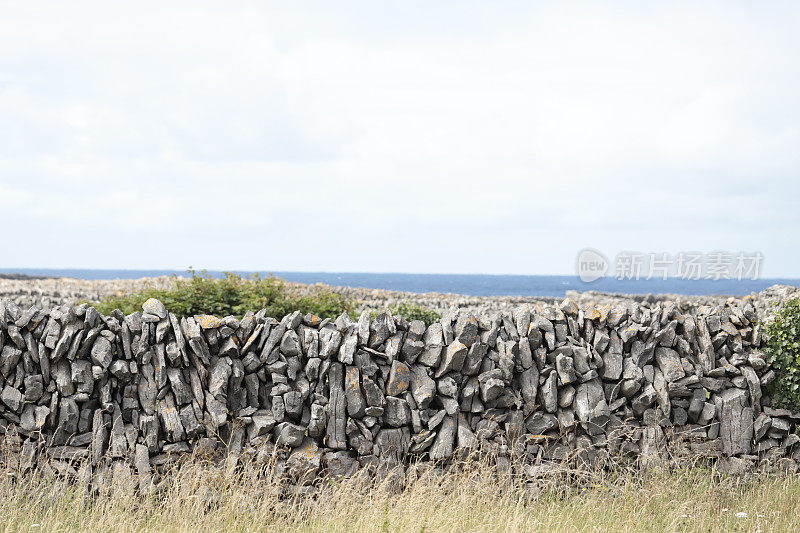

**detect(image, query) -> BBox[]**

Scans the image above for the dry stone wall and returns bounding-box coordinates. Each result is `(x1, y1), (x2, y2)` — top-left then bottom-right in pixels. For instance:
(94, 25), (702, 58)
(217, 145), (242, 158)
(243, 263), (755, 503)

(0, 294), (794, 484)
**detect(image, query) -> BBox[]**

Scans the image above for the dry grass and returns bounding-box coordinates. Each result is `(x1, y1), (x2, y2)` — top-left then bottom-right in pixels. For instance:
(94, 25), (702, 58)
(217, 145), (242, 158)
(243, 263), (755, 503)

(1, 455), (799, 532)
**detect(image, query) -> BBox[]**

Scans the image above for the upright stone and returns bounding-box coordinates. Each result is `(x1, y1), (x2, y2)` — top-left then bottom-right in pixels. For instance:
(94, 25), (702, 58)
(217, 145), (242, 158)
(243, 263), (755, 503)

(326, 362), (347, 450)
(655, 347), (685, 383)
(719, 388), (754, 456)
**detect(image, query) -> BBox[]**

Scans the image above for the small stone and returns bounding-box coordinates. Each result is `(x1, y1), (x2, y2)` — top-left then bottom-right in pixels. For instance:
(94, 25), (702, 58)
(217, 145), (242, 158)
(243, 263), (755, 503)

(555, 355), (577, 385)
(573, 379), (609, 428)
(478, 369), (505, 403)
(457, 415), (477, 449)
(325, 450), (358, 477)
(540, 372), (558, 413)
(280, 330), (302, 357)
(287, 438), (322, 481)
(429, 416), (456, 460)
(436, 341), (468, 378)
(0, 345), (22, 377)
(249, 412), (277, 440)
(109, 360), (133, 382)
(274, 422), (306, 447)
(601, 352), (623, 381)
(455, 315), (479, 347)
(90, 336), (113, 368)
(344, 366), (365, 418)
(142, 298), (167, 319)
(1, 385), (23, 413)
(410, 365), (436, 409)
(196, 315), (223, 330)
(23, 375), (44, 402)
(135, 444), (153, 493)
(655, 347), (685, 382)
(437, 376), (458, 398)
(326, 363), (347, 450)
(384, 396), (411, 427)
(284, 390), (303, 419)
(386, 361), (413, 396)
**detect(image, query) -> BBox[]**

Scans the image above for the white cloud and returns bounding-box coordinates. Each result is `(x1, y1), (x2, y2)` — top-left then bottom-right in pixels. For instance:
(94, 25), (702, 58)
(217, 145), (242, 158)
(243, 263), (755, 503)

(0, 1), (799, 276)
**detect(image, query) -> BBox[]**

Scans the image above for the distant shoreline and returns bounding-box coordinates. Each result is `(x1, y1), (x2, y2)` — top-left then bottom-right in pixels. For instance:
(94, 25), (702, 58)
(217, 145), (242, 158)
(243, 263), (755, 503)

(0, 272), (51, 280)
(1, 268), (799, 299)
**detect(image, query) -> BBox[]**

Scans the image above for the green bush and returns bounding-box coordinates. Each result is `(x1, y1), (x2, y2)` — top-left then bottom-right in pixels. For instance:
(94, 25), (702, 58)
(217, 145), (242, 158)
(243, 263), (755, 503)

(91, 271), (354, 320)
(391, 301), (441, 327)
(764, 298), (800, 411)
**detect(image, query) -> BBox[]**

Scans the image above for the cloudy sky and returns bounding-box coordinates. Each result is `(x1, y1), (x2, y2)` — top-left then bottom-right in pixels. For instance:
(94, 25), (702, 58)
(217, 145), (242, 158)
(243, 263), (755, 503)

(1, 1), (799, 276)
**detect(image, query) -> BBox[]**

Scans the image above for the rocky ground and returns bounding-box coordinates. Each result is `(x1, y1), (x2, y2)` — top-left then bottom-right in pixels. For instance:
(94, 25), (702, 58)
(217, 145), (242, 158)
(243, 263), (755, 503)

(0, 276), (177, 310)
(2, 274), (798, 317)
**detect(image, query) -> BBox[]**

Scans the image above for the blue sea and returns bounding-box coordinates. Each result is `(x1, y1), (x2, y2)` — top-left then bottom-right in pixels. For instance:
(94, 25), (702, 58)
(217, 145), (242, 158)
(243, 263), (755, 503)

(1, 269), (798, 298)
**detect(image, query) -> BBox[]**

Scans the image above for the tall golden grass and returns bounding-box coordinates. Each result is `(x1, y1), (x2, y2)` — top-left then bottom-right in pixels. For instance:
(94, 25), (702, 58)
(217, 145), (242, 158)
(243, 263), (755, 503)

(0, 451), (799, 532)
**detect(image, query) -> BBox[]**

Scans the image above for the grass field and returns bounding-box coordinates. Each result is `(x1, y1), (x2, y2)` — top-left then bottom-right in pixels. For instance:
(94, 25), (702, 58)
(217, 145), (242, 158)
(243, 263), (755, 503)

(1, 456), (799, 532)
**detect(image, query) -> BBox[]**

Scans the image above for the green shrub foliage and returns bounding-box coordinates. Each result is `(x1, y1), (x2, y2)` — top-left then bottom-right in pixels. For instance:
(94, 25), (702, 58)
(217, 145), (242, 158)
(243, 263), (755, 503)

(92, 271), (354, 320)
(391, 301), (442, 327)
(764, 298), (800, 411)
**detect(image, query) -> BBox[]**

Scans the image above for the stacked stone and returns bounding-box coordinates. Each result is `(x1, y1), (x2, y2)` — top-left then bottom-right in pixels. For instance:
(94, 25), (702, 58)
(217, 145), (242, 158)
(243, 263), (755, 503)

(0, 294), (793, 484)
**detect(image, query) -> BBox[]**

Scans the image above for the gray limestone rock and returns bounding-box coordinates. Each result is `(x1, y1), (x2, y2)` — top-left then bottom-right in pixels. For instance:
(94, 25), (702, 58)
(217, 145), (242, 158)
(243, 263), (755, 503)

(754, 413), (771, 441)
(344, 366), (366, 418)
(601, 351), (623, 381)
(573, 379), (609, 427)
(741, 365), (761, 415)
(410, 365), (436, 409)
(455, 315), (479, 347)
(525, 411), (558, 435)
(384, 396), (411, 427)
(387, 361), (413, 397)
(456, 414), (477, 449)
(284, 390), (303, 419)
(719, 387), (754, 456)
(338, 330), (357, 365)
(249, 412), (277, 440)
(520, 367), (539, 407)
(158, 396), (186, 442)
(308, 403), (326, 438)
(374, 427), (410, 464)
(370, 313), (395, 349)
(429, 415), (456, 460)
(655, 347), (685, 383)
(52, 397), (79, 446)
(555, 354), (577, 385)
(167, 368), (193, 405)
(23, 374), (43, 402)
(418, 323), (444, 367)
(325, 450), (359, 477)
(274, 422), (306, 447)
(326, 363), (347, 450)
(436, 341), (468, 378)
(135, 443), (153, 494)
(287, 438), (322, 481)
(142, 298), (167, 320)
(280, 330), (302, 357)
(1, 385), (23, 413)
(540, 371), (558, 413)
(462, 343), (487, 376)
(0, 345), (22, 377)
(478, 369), (505, 403)
(90, 336), (113, 368)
